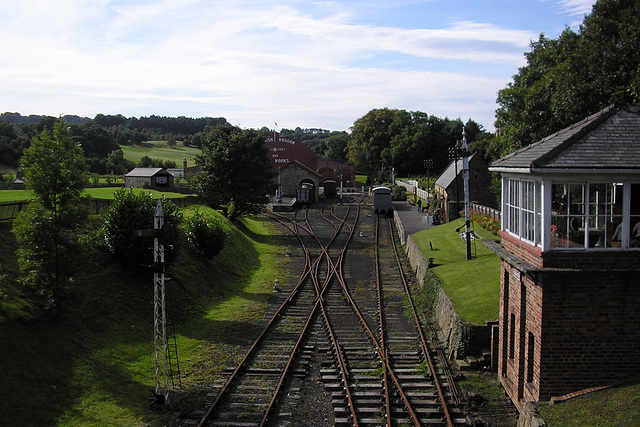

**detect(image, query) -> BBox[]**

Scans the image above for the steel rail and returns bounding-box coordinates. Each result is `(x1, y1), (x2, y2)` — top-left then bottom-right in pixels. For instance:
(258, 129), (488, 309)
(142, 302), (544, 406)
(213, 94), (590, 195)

(304, 203), (361, 426)
(259, 204), (358, 425)
(374, 216), (393, 427)
(386, 216), (454, 427)
(199, 208), (332, 426)
(328, 205), (421, 426)
(196, 249), (314, 426)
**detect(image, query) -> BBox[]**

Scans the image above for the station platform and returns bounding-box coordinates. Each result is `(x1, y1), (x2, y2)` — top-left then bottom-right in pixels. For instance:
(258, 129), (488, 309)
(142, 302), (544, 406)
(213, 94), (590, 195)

(392, 200), (434, 236)
(267, 197), (296, 212)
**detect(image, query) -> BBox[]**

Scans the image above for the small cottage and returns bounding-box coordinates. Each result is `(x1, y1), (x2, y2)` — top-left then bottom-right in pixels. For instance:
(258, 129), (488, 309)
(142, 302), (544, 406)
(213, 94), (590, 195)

(434, 153), (497, 221)
(125, 168), (174, 190)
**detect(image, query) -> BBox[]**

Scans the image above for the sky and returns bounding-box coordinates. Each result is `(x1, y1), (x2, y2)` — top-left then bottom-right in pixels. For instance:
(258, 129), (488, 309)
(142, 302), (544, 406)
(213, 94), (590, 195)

(0, 0), (598, 132)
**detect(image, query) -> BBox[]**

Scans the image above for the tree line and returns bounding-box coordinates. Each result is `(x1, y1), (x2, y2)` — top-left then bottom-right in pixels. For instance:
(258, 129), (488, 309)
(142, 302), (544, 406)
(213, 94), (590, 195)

(2, 0), (638, 183)
(486, 0), (640, 159)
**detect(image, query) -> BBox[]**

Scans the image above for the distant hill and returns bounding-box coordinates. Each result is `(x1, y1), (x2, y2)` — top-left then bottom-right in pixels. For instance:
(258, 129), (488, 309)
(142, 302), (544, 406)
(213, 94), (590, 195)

(0, 112), (91, 125)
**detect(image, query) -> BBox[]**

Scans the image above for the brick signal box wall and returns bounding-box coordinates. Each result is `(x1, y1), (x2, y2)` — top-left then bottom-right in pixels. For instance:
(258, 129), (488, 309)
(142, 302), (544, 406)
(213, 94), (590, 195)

(498, 232), (640, 406)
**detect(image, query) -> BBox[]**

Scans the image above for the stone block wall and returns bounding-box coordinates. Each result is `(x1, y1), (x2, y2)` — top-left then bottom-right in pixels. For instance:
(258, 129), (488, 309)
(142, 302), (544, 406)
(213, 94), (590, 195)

(405, 235), (491, 360)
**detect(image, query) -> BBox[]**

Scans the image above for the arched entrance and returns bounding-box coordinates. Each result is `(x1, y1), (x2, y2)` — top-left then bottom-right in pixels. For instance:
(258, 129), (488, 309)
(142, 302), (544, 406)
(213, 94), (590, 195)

(296, 179), (315, 203)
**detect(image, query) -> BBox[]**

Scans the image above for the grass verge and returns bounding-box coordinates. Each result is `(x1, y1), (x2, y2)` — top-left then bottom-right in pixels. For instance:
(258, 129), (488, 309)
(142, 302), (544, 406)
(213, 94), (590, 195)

(538, 382), (640, 426)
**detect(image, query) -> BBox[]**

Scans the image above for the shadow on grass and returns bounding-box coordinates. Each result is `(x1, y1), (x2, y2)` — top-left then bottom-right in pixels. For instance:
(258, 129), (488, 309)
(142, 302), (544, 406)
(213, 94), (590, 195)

(232, 217), (285, 247)
(0, 206), (290, 426)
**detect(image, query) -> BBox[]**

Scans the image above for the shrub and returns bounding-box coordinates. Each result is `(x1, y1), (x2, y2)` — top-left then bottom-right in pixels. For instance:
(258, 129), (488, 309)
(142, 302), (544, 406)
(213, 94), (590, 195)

(183, 210), (226, 259)
(103, 188), (182, 270)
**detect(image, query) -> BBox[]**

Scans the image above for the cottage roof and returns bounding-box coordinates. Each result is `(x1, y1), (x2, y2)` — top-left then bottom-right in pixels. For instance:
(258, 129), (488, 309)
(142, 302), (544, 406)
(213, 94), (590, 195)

(435, 153), (477, 189)
(125, 168), (171, 177)
(490, 105), (640, 172)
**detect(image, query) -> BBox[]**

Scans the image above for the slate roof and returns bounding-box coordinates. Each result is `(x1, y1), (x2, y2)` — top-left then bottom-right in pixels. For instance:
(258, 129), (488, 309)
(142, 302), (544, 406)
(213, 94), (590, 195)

(435, 153), (476, 189)
(490, 105), (640, 171)
(125, 167), (171, 177)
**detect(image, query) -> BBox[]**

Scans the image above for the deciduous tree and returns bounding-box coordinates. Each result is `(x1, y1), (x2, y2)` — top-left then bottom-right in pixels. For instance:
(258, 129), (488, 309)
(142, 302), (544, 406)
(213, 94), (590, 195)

(13, 121), (89, 315)
(493, 0), (640, 157)
(192, 125), (275, 218)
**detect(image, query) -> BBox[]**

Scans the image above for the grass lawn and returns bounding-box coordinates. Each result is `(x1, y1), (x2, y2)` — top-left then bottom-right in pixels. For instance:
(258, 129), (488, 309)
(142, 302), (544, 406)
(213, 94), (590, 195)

(0, 189), (34, 202)
(0, 187), (192, 203)
(412, 217), (500, 325)
(86, 187), (193, 200)
(120, 142), (201, 165)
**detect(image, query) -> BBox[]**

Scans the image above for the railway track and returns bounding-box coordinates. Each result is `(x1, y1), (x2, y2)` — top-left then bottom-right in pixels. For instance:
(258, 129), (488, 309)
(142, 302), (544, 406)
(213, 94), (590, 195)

(191, 197), (466, 426)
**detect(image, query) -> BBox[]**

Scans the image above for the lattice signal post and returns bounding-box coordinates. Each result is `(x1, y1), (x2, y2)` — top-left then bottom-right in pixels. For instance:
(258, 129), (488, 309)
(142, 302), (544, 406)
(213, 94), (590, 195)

(152, 200), (170, 404)
(134, 200), (172, 404)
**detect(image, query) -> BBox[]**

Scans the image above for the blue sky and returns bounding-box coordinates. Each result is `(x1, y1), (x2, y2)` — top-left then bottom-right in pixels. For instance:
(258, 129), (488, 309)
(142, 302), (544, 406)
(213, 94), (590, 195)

(0, 0), (597, 132)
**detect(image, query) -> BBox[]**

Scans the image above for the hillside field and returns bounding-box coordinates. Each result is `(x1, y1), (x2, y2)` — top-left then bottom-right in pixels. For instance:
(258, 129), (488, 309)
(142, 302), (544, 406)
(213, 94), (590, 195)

(120, 142), (202, 166)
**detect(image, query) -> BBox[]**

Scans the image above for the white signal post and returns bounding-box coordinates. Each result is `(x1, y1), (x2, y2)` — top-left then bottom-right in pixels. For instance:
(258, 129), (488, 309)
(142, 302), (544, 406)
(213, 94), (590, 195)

(461, 129), (472, 260)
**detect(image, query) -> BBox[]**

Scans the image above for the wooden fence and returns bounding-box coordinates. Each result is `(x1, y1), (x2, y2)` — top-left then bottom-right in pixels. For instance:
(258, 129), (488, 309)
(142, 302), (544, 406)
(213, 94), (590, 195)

(469, 202), (501, 221)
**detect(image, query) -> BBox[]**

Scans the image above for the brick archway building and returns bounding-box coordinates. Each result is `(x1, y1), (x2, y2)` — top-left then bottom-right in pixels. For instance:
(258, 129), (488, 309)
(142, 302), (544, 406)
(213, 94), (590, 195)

(265, 132), (359, 197)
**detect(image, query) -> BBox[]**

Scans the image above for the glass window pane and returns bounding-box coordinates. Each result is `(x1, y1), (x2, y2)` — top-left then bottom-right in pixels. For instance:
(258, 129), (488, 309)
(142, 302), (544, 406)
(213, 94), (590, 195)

(588, 183), (623, 248)
(631, 184), (640, 248)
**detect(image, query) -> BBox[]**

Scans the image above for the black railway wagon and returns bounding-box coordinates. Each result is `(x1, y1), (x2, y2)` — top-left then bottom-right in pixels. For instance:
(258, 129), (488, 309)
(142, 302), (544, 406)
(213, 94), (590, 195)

(296, 184), (314, 204)
(372, 186), (393, 215)
(323, 180), (337, 197)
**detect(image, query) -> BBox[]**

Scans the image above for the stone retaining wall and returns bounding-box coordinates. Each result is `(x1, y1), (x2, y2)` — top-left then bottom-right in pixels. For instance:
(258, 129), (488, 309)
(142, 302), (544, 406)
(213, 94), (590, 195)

(405, 235), (468, 357)
(518, 402), (546, 427)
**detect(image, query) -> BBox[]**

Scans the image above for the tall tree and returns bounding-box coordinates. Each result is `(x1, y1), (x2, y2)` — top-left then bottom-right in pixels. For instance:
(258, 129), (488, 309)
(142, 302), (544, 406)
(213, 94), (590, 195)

(192, 125), (276, 218)
(347, 108), (396, 175)
(493, 0), (640, 157)
(347, 108), (488, 178)
(13, 121), (89, 315)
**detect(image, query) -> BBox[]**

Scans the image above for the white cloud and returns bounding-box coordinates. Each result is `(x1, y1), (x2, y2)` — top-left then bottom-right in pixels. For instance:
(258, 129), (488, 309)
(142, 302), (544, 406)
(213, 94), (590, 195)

(0, 0), (585, 131)
(546, 0), (596, 18)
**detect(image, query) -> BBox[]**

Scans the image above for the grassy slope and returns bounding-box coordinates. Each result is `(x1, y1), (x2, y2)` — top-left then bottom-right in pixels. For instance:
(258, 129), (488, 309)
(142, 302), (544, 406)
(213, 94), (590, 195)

(120, 142), (202, 166)
(0, 205), (292, 425)
(412, 217), (500, 325)
(538, 382), (640, 426)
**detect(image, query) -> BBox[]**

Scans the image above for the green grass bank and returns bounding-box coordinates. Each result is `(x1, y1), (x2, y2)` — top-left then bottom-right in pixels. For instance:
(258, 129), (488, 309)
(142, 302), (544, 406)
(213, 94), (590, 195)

(120, 142), (202, 166)
(0, 205), (292, 425)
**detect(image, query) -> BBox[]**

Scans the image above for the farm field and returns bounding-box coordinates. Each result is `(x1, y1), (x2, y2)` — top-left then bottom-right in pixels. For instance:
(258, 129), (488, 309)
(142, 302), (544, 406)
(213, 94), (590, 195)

(120, 142), (201, 165)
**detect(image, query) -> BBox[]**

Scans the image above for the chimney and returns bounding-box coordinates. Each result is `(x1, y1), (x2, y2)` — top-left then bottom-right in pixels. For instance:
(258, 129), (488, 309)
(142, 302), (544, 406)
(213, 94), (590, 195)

(183, 158), (188, 172)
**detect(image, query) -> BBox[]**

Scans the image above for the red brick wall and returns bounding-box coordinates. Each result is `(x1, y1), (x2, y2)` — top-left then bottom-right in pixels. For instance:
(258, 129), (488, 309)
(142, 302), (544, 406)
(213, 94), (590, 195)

(500, 232), (543, 268)
(538, 270), (640, 399)
(498, 261), (543, 406)
(498, 255), (640, 404)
